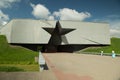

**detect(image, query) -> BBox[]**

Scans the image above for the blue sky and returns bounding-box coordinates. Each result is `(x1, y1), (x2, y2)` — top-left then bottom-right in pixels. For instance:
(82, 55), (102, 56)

(0, 0), (120, 37)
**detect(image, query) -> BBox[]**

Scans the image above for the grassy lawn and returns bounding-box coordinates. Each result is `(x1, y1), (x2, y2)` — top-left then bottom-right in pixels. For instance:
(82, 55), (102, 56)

(0, 64), (39, 72)
(82, 37), (120, 54)
(0, 35), (39, 71)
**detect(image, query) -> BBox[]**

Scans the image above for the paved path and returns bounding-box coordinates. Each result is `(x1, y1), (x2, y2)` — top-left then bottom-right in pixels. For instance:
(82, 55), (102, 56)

(0, 71), (57, 80)
(43, 53), (120, 80)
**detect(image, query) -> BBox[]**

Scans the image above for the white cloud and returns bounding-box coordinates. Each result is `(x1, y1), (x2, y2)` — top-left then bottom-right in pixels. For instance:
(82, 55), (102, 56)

(110, 29), (120, 38)
(30, 3), (51, 20)
(0, 0), (21, 27)
(0, 0), (20, 8)
(107, 15), (120, 19)
(31, 3), (91, 21)
(53, 8), (91, 20)
(110, 20), (120, 29)
(48, 15), (54, 20)
(109, 20), (120, 38)
(0, 10), (9, 26)
(93, 15), (120, 38)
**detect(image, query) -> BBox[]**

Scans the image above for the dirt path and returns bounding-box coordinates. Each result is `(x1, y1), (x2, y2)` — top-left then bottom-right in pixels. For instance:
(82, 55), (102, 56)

(43, 53), (120, 80)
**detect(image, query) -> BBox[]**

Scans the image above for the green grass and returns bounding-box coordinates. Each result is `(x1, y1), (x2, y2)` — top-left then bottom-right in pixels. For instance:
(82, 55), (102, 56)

(82, 37), (120, 54)
(0, 64), (39, 72)
(0, 35), (38, 64)
(0, 66), (24, 72)
(0, 35), (39, 71)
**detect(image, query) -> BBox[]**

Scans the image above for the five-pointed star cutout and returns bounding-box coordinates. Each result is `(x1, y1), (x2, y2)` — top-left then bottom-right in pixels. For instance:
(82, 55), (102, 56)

(42, 21), (76, 45)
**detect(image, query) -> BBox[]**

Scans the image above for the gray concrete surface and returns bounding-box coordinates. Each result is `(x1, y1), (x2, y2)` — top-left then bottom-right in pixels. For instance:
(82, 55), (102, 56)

(0, 71), (57, 80)
(43, 53), (120, 80)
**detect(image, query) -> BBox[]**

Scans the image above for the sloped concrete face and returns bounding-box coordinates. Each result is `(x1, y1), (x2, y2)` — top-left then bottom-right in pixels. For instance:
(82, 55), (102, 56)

(1, 19), (110, 52)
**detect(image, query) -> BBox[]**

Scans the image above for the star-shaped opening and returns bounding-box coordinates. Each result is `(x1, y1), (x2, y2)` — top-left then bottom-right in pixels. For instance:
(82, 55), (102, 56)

(42, 21), (76, 52)
(42, 21), (76, 45)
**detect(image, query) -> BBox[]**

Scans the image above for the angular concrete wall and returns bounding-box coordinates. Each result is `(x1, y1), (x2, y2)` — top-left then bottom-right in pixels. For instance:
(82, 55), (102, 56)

(0, 19), (110, 45)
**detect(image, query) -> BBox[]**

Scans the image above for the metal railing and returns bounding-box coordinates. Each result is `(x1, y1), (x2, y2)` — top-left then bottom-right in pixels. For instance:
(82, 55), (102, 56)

(78, 52), (120, 57)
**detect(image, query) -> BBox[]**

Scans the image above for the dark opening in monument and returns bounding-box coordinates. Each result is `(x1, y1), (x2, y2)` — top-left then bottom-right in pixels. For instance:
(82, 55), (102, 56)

(42, 21), (76, 52)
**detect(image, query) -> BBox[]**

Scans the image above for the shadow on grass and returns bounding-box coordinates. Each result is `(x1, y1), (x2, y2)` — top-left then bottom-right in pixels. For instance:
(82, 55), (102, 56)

(0, 66), (24, 72)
